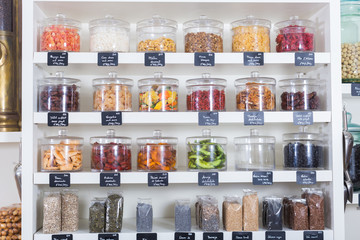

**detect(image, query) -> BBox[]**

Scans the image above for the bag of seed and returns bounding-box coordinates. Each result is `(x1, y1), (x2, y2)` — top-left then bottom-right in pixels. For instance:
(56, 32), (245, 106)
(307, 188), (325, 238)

(201, 196), (220, 232)
(195, 195), (211, 228)
(61, 189), (79, 232)
(43, 191), (61, 234)
(291, 198), (309, 230)
(223, 195), (242, 231)
(136, 198), (153, 232)
(262, 196), (282, 230)
(242, 189), (259, 231)
(89, 197), (106, 233)
(302, 188), (325, 230)
(105, 191), (124, 232)
(175, 199), (191, 231)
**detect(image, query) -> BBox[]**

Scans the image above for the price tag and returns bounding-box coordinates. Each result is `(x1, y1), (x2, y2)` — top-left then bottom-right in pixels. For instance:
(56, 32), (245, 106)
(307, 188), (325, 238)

(101, 111), (122, 126)
(49, 173), (70, 187)
(174, 232), (195, 240)
(48, 112), (68, 127)
(98, 52), (118, 66)
(194, 52), (215, 66)
(293, 111), (313, 125)
(198, 112), (219, 126)
(244, 112), (264, 126)
(295, 52), (315, 66)
(304, 231), (323, 240)
(252, 171), (273, 185)
(137, 233), (157, 240)
(358, 194), (360, 207)
(100, 173), (120, 187)
(198, 172), (219, 186)
(232, 232), (252, 240)
(52, 235), (72, 240)
(351, 83), (360, 96)
(203, 232), (223, 240)
(47, 52), (68, 66)
(244, 52), (264, 66)
(98, 233), (119, 240)
(148, 172), (168, 187)
(297, 171), (316, 185)
(266, 231), (285, 240)
(145, 52), (165, 66)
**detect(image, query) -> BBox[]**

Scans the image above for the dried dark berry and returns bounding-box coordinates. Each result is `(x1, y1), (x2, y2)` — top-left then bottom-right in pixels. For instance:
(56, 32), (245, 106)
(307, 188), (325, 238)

(283, 142), (324, 168)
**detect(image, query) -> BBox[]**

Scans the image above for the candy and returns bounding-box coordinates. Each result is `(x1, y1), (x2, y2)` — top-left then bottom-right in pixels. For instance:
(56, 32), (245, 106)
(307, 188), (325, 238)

(40, 25), (80, 52)
(139, 86), (178, 112)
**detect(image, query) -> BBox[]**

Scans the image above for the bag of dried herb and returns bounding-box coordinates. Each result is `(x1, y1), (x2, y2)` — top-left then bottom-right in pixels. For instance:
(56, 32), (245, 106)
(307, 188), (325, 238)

(243, 189), (259, 231)
(302, 188), (325, 230)
(200, 196), (220, 232)
(136, 198), (153, 232)
(262, 196), (283, 230)
(89, 197), (106, 233)
(105, 192), (124, 232)
(223, 195), (242, 231)
(61, 189), (79, 232)
(43, 191), (61, 234)
(175, 199), (191, 231)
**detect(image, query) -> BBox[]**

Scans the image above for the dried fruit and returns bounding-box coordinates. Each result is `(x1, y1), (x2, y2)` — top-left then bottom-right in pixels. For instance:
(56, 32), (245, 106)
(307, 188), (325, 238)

(185, 32), (223, 53)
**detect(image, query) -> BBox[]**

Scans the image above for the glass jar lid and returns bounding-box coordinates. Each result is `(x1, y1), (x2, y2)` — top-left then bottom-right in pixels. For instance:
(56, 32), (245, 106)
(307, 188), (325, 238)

(341, 2), (360, 16)
(138, 72), (179, 87)
(186, 129), (227, 145)
(234, 129), (275, 144)
(279, 73), (321, 87)
(282, 127), (324, 142)
(90, 129), (131, 145)
(234, 71), (276, 86)
(186, 73), (227, 87)
(136, 130), (178, 145)
(92, 72), (133, 86)
(183, 15), (224, 30)
(41, 129), (84, 145)
(40, 13), (81, 29)
(38, 71), (80, 86)
(89, 15), (130, 30)
(231, 15), (271, 29)
(137, 15), (177, 30)
(275, 16), (315, 30)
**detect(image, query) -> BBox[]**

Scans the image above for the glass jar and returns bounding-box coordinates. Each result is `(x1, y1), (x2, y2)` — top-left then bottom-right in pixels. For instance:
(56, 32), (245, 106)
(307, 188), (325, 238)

(89, 15), (130, 52)
(40, 14), (81, 52)
(136, 15), (177, 52)
(138, 72), (179, 112)
(283, 127), (325, 169)
(137, 130), (177, 171)
(186, 73), (226, 111)
(341, 2), (360, 83)
(347, 112), (360, 191)
(235, 71), (276, 111)
(92, 72), (133, 111)
(231, 16), (271, 52)
(186, 129), (227, 171)
(275, 16), (315, 52)
(183, 15), (224, 53)
(234, 129), (275, 170)
(38, 72), (80, 112)
(90, 129), (131, 172)
(279, 73), (322, 111)
(41, 129), (83, 172)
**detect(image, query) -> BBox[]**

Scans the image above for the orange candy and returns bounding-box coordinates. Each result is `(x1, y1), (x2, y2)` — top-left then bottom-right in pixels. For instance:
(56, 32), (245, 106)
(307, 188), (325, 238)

(41, 25), (80, 51)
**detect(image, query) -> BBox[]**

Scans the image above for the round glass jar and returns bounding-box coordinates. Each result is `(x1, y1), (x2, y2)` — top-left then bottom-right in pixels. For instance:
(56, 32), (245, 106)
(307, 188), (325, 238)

(231, 16), (271, 52)
(137, 130), (177, 171)
(283, 127), (325, 169)
(186, 129), (227, 171)
(41, 129), (83, 172)
(279, 73), (322, 111)
(40, 14), (81, 52)
(92, 72), (133, 111)
(235, 71), (276, 111)
(186, 73), (226, 111)
(234, 129), (275, 170)
(347, 112), (360, 191)
(136, 15), (177, 52)
(138, 72), (179, 112)
(275, 16), (315, 52)
(183, 15), (224, 53)
(38, 71), (80, 112)
(90, 129), (131, 172)
(89, 15), (130, 52)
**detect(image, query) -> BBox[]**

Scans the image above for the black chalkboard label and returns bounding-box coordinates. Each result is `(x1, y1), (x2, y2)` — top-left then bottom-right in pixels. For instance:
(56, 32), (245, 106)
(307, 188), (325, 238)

(100, 173), (120, 187)
(148, 172), (168, 187)
(198, 112), (219, 126)
(194, 52), (215, 66)
(174, 232), (195, 240)
(48, 112), (68, 127)
(101, 111), (122, 126)
(351, 83), (360, 96)
(137, 233), (157, 240)
(52, 234), (72, 240)
(48, 52), (68, 66)
(232, 232), (252, 240)
(244, 112), (264, 126)
(98, 52), (118, 66)
(293, 111), (313, 125)
(358, 194), (360, 207)
(49, 173), (70, 187)
(203, 232), (223, 240)
(297, 171), (316, 185)
(266, 231), (285, 240)
(295, 52), (315, 66)
(145, 52), (165, 66)
(304, 231), (323, 240)
(252, 171), (273, 185)
(198, 172), (219, 186)
(244, 52), (264, 66)
(99, 233), (119, 240)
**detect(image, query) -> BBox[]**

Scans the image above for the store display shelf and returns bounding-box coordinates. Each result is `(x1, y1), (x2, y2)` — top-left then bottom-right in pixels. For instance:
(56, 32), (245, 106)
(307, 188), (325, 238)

(0, 132), (21, 143)
(342, 84), (351, 96)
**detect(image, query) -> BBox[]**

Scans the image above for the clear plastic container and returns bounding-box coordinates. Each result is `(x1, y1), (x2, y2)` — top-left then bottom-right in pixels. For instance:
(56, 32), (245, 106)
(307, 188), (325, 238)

(279, 73), (322, 111)
(275, 16), (315, 52)
(138, 72), (179, 112)
(89, 15), (130, 52)
(175, 199), (191, 232)
(187, 129), (227, 171)
(38, 71), (80, 112)
(89, 197), (106, 233)
(283, 127), (325, 169)
(90, 129), (132, 172)
(235, 71), (276, 111)
(92, 72), (133, 111)
(222, 196), (242, 231)
(231, 16), (271, 52)
(136, 198), (153, 232)
(186, 73), (226, 111)
(40, 14), (81, 52)
(136, 15), (177, 52)
(137, 130), (177, 171)
(184, 15), (224, 53)
(41, 129), (83, 171)
(234, 129), (275, 170)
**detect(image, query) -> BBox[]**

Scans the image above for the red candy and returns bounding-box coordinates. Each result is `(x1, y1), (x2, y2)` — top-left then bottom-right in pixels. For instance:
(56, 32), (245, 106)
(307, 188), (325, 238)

(41, 25), (80, 52)
(276, 25), (314, 52)
(91, 142), (131, 171)
(187, 89), (225, 111)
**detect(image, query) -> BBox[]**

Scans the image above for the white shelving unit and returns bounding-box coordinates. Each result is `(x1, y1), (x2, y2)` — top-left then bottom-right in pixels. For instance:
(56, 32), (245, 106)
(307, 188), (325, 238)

(0, 132), (21, 143)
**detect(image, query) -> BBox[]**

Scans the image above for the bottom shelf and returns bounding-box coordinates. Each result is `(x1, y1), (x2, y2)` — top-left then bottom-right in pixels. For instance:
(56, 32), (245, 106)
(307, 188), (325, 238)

(34, 218), (333, 240)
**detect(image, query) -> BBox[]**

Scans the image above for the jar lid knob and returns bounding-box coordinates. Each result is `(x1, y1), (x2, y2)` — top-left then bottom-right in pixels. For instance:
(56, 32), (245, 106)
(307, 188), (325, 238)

(55, 13), (66, 19)
(108, 72), (117, 78)
(55, 71), (64, 78)
(290, 16), (299, 20)
(202, 73), (211, 79)
(58, 129), (67, 136)
(299, 126), (307, 132)
(154, 72), (163, 78)
(250, 129), (259, 136)
(199, 15), (208, 20)
(296, 72), (305, 78)
(246, 15), (255, 19)
(105, 15), (114, 19)
(153, 130), (162, 138)
(106, 129), (115, 137)
(202, 129), (211, 137)
(251, 71), (260, 77)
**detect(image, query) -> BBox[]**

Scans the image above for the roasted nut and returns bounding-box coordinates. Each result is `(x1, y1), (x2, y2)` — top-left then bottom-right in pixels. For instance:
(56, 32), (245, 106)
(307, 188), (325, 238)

(185, 32), (223, 53)
(236, 82), (275, 111)
(93, 85), (132, 111)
